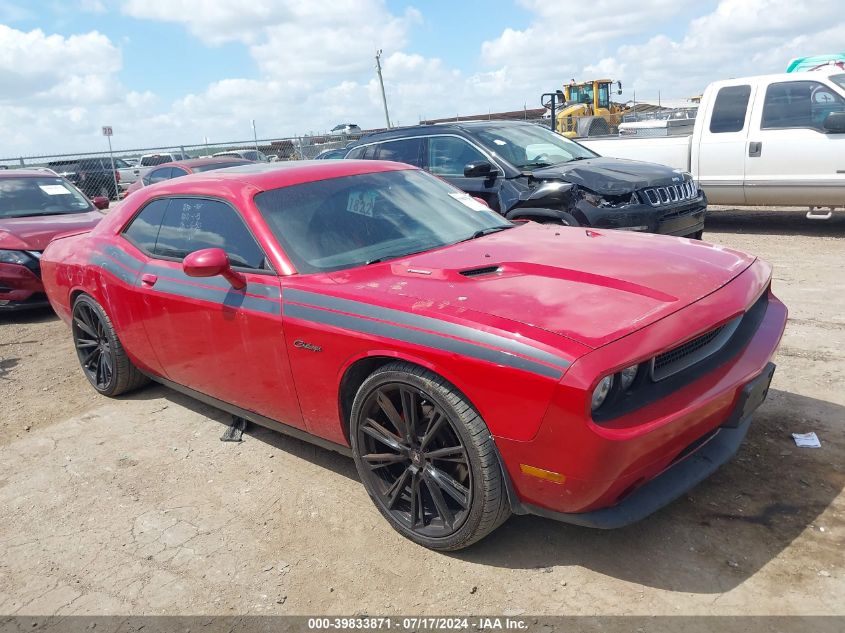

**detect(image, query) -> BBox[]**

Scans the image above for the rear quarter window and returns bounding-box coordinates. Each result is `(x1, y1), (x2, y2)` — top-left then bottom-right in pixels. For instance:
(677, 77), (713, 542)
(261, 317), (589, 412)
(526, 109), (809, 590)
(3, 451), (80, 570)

(709, 85), (752, 133)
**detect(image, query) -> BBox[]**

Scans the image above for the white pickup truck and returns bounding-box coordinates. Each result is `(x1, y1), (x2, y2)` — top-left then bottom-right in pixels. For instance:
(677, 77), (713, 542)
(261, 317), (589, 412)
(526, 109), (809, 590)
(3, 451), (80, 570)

(581, 70), (845, 217)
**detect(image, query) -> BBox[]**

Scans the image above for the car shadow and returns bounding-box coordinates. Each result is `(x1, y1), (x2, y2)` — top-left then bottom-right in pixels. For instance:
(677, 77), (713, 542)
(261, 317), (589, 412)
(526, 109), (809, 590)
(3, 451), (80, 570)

(454, 388), (844, 593)
(0, 306), (58, 325)
(123, 383), (359, 482)
(121, 382), (842, 594)
(706, 207), (845, 237)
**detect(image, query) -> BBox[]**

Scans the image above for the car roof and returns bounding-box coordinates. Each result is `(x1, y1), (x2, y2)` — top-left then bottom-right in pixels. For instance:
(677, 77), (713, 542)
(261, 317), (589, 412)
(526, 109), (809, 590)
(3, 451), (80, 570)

(151, 157), (251, 169)
(0, 169), (62, 179)
(355, 120), (531, 144)
(145, 160), (412, 194)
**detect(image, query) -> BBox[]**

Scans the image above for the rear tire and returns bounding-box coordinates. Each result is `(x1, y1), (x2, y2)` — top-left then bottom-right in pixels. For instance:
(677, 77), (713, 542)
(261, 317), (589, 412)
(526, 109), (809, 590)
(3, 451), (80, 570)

(72, 294), (149, 397)
(350, 362), (510, 551)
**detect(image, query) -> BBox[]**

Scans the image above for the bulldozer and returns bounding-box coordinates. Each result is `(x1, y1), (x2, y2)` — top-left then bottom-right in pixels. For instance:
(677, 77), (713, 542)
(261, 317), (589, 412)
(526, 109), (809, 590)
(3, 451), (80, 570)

(548, 79), (626, 137)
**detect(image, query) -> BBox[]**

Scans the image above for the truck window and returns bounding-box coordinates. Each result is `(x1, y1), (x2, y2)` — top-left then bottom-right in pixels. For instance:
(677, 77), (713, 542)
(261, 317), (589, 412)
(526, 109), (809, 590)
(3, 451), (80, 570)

(761, 80), (845, 130)
(709, 85), (751, 133)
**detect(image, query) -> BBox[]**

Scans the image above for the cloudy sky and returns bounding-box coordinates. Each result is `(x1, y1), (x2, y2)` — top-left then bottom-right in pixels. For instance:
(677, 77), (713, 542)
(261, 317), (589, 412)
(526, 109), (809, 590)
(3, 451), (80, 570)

(0, 0), (841, 158)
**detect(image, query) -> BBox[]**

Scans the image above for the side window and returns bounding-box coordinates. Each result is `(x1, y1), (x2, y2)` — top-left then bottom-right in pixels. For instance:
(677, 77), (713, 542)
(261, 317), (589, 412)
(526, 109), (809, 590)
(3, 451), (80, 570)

(761, 81), (845, 130)
(374, 138), (423, 166)
(148, 168), (173, 184)
(347, 144), (378, 160)
(122, 199), (169, 253)
(709, 85), (751, 133)
(170, 167), (189, 178)
(428, 136), (487, 176)
(154, 198), (267, 270)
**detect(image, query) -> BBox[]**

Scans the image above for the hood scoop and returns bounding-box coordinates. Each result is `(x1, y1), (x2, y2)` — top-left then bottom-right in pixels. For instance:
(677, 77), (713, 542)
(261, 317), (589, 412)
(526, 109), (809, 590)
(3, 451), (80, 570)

(459, 265), (502, 278)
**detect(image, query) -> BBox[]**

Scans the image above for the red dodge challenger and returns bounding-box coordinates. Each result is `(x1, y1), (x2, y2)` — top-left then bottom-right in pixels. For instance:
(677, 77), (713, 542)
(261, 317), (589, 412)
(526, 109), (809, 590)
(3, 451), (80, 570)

(40, 160), (787, 550)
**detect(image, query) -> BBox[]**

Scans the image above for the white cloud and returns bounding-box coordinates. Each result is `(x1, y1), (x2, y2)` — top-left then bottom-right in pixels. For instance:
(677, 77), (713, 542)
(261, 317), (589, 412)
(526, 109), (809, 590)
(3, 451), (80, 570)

(2, 0), (845, 159)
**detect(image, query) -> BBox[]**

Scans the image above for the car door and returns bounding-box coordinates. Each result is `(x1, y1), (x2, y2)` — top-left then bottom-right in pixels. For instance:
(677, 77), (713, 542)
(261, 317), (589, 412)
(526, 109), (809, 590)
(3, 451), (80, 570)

(696, 83), (755, 205)
(120, 195), (303, 427)
(424, 135), (503, 211)
(743, 79), (845, 206)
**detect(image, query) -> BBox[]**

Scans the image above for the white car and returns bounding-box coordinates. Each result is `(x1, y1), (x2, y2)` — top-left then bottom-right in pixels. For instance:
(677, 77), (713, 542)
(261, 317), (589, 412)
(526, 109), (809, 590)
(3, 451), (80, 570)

(212, 149), (268, 162)
(329, 123), (362, 136)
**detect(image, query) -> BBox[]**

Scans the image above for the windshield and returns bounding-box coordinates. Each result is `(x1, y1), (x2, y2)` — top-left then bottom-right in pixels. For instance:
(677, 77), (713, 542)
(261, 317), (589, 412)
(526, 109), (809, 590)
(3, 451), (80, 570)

(472, 125), (598, 169)
(0, 177), (93, 219)
(254, 169), (511, 273)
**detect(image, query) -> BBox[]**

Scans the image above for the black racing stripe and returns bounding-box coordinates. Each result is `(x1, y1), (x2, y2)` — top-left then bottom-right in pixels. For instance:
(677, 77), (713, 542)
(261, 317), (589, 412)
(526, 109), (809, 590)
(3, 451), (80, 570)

(152, 278), (280, 315)
(283, 287), (570, 370)
(145, 262), (281, 299)
(92, 255), (137, 285)
(105, 246), (143, 271)
(283, 302), (563, 380)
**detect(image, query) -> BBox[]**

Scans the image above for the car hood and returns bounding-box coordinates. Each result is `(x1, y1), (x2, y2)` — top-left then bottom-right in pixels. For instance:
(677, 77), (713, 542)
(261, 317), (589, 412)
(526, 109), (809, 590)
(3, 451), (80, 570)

(329, 223), (755, 349)
(0, 210), (103, 251)
(530, 157), (686, 196)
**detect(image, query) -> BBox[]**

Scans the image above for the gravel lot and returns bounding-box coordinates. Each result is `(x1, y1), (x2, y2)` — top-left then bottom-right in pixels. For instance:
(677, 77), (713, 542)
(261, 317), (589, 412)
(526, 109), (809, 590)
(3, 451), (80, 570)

(0, 207), (842, 617)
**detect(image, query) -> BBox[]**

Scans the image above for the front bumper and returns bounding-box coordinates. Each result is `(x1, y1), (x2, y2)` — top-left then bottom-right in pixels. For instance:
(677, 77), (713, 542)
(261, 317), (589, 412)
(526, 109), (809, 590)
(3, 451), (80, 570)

(495, 262), (787, 522)
(520, 363), (775, 528)
(0, 262), (47, 311)
(576, 196), (707, 238)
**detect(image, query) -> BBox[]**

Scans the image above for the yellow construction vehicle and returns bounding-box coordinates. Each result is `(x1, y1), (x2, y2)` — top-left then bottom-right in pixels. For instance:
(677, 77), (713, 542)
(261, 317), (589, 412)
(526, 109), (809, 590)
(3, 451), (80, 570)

(552, 79), (626, 137)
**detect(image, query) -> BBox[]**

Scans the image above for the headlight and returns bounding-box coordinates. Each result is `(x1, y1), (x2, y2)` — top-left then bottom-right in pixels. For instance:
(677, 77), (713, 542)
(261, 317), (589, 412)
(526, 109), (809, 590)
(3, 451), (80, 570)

(0, 250), (33, 265)
(591, 375), (614, 411)
(619, 364), (639, 391)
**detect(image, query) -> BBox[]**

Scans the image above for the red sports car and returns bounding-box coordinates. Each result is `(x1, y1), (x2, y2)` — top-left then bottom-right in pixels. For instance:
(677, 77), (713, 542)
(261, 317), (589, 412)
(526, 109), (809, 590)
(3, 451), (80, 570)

(40, 161), (787, 550)
(1, 170), (106, 311)
(122, 156), (253, 197)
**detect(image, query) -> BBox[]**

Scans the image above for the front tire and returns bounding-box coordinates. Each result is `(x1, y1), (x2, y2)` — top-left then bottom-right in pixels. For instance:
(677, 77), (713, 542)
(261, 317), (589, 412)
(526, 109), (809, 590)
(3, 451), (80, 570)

(350, 362), (510, 551)
(72, 294), (149, 396)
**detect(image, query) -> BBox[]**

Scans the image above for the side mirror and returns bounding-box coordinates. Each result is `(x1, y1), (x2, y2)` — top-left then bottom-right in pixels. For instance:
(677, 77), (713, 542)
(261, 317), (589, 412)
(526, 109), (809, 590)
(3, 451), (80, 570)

(823, 111), (845, 133)
(183, 248), (246, 290)
(92, 196), (109, 210)
(464, 161), (495, 178)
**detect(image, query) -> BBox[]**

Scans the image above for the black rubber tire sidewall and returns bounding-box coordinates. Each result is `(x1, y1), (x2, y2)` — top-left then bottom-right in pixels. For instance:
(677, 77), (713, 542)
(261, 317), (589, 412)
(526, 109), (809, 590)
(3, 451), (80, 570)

(349, 362), (509, 551)
(72, 294), (148, 397)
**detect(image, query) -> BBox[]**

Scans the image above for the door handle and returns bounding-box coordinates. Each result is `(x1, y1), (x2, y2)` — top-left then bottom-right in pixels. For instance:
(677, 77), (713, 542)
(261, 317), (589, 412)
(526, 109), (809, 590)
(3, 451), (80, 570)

(141, 273), (158, 287)
(748, 141), (762, 157)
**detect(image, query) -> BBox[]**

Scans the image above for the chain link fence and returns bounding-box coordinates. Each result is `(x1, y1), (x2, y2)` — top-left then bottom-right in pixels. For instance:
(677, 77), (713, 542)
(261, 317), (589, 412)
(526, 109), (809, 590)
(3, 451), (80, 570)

(0, 132), (366, 199)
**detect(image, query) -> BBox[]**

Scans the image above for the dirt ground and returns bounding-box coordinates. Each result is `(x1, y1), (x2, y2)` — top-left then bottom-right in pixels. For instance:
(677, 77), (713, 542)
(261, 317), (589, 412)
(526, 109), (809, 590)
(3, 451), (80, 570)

(0, 207), (842, 617)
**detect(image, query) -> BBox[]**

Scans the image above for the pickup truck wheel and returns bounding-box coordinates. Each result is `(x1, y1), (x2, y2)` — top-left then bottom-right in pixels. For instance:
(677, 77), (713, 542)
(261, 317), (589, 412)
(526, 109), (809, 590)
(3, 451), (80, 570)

(72, 294), (149, 397)
(350, 362), (510, 551)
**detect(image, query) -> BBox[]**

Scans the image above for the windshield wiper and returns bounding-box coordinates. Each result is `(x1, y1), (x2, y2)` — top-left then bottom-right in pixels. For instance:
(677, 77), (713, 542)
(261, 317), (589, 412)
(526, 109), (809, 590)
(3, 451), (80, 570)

(518, 161), (553, 169)
(458, 225), (514, 243)
(365, 246), (437, 265)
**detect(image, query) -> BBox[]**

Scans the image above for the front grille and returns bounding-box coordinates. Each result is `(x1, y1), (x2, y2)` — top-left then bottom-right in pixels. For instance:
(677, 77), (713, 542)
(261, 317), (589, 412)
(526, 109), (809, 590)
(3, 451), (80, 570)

(651, 316), (741, 381)
(642, 181), (698, 206)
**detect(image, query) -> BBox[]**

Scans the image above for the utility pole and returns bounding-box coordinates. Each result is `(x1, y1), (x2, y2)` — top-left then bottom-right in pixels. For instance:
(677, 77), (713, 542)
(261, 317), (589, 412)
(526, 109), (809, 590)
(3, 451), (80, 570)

(375, 50), (391, 129)
(251, 120), (259, 151)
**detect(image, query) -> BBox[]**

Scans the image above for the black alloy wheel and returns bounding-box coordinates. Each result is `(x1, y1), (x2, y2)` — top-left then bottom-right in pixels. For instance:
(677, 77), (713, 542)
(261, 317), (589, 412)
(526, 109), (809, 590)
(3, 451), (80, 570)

(350, 362), (509, 550)
(71, 294), (149, 396)
(73, 299), (114, 391)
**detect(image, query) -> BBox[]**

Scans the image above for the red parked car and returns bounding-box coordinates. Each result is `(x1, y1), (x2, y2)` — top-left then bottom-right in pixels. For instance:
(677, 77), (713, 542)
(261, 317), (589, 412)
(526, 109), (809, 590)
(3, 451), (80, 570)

(40, 161), (787, 550)
(1, 171), (106, 311)
(122, 157), (253, 197)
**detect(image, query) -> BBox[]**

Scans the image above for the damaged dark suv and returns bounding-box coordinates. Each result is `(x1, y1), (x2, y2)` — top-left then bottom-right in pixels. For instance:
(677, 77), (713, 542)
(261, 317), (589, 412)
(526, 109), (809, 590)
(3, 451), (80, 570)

(345, 121), (706, 238)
